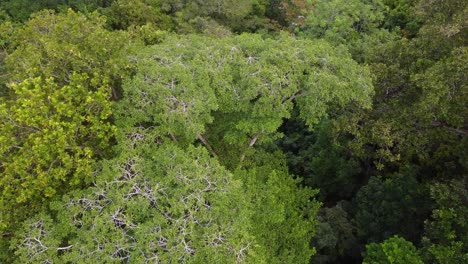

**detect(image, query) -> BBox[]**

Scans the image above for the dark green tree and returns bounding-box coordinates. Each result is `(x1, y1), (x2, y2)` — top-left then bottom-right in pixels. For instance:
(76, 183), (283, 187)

(420, 179), (468, 263)
(279, 117), (363, 201)
(102, 0), (173, 30)
(353, 168), (431, 243)
(0, 0), (114, 21)
(311, 203), (360, 263)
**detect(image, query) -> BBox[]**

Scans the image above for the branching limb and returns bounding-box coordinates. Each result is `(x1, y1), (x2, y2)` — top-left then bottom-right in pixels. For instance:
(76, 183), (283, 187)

(239, 133), (260, 164)
(197, 134), (218, 158)
(57, 245), (73, 251)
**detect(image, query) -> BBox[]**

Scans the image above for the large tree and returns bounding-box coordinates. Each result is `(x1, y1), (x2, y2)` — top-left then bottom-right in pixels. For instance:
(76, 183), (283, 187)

(10, 32), (374, 263)
(0, 9), (131, 235)
(118, 33), (373, 168)
(13, 137), (256, 263)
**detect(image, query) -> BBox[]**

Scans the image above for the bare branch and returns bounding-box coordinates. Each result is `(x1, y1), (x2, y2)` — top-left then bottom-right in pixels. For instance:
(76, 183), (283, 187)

(57, 245), (73, 251)
(197, 134), (218, 158)
(239, 133), (260, 164)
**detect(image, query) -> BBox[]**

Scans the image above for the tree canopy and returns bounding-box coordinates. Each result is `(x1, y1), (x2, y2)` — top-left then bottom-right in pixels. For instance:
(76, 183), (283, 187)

(0, 0), (466, 263)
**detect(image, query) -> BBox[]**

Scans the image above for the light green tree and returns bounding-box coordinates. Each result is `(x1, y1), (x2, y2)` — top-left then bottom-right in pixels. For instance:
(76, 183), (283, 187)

(363, 235), (424, 264)
(0, 74), (114, 229)
(0, 9), (131, 233)
(233, 150), (321, 263)
(6, 9), (132, 97)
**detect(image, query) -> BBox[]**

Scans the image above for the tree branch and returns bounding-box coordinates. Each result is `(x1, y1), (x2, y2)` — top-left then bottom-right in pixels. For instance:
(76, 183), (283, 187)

(281, 90), (312, 105)
(169, 133), (178, 142)
(239, 133), (260, 164)
(432, 120), (468, 136)
(57, 245), (73, 251)
(197, 134), (218, 158)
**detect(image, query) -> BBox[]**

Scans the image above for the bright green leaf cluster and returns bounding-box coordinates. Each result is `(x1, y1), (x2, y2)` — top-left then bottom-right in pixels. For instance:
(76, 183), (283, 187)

(0, 74), (114, 230)
(363, 235), (423, 264)
(1, 9), (131, 233)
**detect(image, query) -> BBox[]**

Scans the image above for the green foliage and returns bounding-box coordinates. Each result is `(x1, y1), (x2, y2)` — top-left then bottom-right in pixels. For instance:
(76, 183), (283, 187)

(234, 150), (320, 263)
(420, 179), (468, 263)
(6, 9), (132, 95)
(279, 118), (363, 201)
(265, 0), (311, 28)
(295, 0), (402, 63)
(311, 203), (360, 263)
(102, 0), (173, 30)
(0, 0), (113, 21)
(0, 13), (15, 95)
(363, 235), (423, 264)
(353, 168), (431, 243)
(182, 0), (254, 21)
(416, 0), (468, 38)
(414, 47), (467, 131)
(1, 1), (465, 263)
(339, 0), (467, 175)
(381, 0), (420, 37)
(1, 9), (131, 233)
(298, 0), (386, 45)
(119, 33), (373, 168)
(0, 74), (115, 230)
(108, 31), (372, 262)
(175, 16), (234, 37)
(115, 35), (218, 145)
(10, 95), (323, 263)
(12, 139), (254, 263)
(175, 0), (257, 32)
(127, 23), (171, 45)
(0, 0), (63, 21)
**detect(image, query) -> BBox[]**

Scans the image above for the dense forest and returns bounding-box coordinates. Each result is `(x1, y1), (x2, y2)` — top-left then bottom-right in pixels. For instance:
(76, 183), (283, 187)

(0, 0), (466, 263)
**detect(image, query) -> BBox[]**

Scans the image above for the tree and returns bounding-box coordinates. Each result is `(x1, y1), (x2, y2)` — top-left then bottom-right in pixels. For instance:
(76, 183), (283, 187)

(416, 0), (468, 38)
(102, 0), (173, 30)
(12, 138), (255, 263)
(363, 235), (424, 264)
(9, 31), (374, 263)
(278, 117), (363, 201)
(353, 168), (431, 243)
(420, 179), (468, 263)
(0, 10), (15, 96)
(332, 0), (467, 176)
(381, 0), (421, 37)
(6, 9), (131, 97)
(10, 61), (325, 262)
(233, 150), (320, 263)
(265, 0), (311, 28)
(11, 128), (321, 263)
(110, 32), (372, 262)
(117, 33), (373, 169)
(174, 0), (258, 32)
(0, 74), (114, 230)
(311, 203), (360, 263)
(0, 0), (114, 22)
(297, 0), (386, 45)
(1, 9), (131, 236)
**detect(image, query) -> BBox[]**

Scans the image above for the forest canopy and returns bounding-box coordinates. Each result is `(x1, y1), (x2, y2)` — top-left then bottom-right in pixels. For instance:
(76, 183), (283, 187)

(0, 0), (466, 263)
